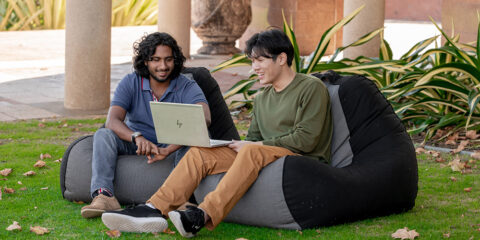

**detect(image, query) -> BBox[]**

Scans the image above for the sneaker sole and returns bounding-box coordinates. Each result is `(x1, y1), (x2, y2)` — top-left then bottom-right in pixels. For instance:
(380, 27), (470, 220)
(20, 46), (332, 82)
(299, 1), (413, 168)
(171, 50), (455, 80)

(102, 212), (168, 233)
(168, 211), (195, 238)
(81, 208), (105, 218)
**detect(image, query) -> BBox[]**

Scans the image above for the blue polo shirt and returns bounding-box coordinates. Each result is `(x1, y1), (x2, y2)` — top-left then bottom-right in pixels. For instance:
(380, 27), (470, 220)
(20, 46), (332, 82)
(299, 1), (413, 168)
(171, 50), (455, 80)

(111, 72), (208, 145)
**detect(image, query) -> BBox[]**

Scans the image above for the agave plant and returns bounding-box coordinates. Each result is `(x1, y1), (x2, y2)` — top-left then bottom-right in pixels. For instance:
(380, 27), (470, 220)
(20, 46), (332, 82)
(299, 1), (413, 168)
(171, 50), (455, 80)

(212, 5), (391, 109)
(357, 17), (480, 143)
(112, 0), (157, 26)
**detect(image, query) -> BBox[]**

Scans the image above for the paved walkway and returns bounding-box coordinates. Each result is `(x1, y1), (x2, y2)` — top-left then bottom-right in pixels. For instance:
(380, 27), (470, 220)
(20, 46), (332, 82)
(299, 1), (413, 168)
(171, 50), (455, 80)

(0, 21), (439, 121)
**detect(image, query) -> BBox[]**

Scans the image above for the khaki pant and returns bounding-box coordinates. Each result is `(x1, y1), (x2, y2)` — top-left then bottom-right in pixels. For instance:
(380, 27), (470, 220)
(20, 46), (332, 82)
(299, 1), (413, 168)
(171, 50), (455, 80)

(147, 144), (295, 230)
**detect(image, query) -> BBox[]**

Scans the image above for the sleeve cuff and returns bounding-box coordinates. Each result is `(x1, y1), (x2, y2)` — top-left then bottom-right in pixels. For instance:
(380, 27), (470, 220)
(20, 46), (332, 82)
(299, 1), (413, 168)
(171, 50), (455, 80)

(262, 139), (275, 146)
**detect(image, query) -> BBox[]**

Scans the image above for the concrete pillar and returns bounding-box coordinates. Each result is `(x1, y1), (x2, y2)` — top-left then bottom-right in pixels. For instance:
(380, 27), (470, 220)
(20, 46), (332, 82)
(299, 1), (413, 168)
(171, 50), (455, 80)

(65, 0), (111, 110)
(343, 0), (385, 58)
(158, 0), (191, 58)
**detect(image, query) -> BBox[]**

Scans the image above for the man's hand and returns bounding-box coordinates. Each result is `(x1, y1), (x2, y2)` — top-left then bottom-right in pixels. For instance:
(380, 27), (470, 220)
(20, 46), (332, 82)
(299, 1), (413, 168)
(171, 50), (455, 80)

(135, 136), (159, 157)
(147, 147), (170, 164)
(228, 140), (263, 152)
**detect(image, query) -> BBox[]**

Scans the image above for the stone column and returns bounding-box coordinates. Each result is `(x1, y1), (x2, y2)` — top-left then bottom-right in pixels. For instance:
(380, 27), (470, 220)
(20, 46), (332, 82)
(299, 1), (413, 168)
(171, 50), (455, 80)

(158, 0), (191, 58)
(343, 0), (385, 59)
(65, 0), (111, 110)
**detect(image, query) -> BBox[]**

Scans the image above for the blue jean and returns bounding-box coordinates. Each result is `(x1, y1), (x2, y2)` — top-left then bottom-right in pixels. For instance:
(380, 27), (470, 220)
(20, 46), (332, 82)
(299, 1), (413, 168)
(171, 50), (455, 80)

(90, 128), (189, 198)
(90, 128), (137, 197)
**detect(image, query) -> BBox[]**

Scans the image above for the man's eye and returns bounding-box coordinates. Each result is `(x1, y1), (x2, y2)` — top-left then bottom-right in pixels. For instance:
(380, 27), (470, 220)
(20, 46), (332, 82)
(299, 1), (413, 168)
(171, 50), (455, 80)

(150, 57), (160, 62)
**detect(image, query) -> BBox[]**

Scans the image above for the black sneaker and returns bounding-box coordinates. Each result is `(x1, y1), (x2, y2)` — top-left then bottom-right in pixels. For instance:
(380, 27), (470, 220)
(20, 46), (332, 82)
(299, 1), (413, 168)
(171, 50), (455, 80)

(168, 205), (205, 238)
(101, 204), (167, 233)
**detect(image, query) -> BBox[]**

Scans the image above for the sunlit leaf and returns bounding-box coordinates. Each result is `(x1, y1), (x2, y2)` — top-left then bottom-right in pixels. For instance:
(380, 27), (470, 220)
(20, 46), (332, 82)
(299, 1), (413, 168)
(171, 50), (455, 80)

(391, 227), (419, 239)
(6, 221), (22, 231)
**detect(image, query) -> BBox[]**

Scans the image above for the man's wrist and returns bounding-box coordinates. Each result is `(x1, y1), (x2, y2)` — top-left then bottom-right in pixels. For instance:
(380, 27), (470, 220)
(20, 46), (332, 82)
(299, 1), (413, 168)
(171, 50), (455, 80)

(131, 132), (142, 144)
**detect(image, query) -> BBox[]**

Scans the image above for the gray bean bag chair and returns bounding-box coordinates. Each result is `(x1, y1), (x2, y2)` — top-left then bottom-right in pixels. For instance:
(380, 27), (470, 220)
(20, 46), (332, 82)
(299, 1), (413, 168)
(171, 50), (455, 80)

(61, 70), (418, 230)
(60, 67), (240, 203)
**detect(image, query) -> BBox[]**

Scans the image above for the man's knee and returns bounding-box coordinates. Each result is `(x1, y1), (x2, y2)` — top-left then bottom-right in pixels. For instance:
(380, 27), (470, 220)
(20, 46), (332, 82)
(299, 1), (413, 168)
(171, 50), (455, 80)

(238, 144), (264, 154)
(93, 128), (118, 144)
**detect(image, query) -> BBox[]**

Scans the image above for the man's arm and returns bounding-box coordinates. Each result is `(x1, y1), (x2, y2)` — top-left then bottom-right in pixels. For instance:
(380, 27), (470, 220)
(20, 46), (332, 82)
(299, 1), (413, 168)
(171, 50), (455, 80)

(106, 106), (159, 158)
(244, 103), (262, 142)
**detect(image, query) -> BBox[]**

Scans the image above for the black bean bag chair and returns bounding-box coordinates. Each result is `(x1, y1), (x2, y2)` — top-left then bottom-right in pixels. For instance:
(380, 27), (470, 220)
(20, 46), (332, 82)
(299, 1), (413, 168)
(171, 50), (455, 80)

(61, 70), (418, 230)
(60, 67), (240, 204)
(193, 71), (418, 229)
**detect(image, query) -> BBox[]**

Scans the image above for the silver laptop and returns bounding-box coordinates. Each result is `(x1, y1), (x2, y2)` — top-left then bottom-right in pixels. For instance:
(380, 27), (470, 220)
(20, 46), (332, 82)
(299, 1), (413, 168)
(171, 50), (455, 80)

(150, 102), (233, 147)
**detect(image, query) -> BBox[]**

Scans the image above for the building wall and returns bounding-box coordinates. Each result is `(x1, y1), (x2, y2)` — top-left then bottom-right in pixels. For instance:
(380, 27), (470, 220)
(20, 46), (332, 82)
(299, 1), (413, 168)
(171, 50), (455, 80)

(385, 0), (442, 21)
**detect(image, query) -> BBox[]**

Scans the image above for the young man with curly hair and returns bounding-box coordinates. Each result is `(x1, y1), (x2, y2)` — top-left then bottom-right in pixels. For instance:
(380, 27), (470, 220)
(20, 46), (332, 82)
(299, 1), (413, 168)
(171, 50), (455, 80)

(80, 32), (210, 219)
(101, 29), (332, 238)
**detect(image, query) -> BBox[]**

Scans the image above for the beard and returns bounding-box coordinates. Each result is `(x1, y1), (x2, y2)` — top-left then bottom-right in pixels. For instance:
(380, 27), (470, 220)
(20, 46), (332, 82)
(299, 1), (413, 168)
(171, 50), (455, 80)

(151, 74), (169, 83)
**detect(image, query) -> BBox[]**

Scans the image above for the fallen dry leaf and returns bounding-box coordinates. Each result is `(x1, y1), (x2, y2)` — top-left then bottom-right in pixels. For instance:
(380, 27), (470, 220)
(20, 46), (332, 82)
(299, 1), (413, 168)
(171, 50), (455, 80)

(466, 130), (479, 139)
(235, 238), (248, 240)
(163, 227), (176, 235)
(37, 123), (45, 128)
(19, 187), (27, 191)
(40, 187), (48, 190)
(391, 227), (420, 239)
(435, 157), (446, 163)
(450, 176), (457, 182)
(105, 229), (121, 238)
(471, 151), (480, 160)
(54, 158), (62, 163)
(415, 147), (426, 154)
(448, 157), (466, 172)
(445, 139), (457, 145)
(0, 187), (2, 200)
(23, 171), (36, 176)
(464, 187), (472, 192)
(297, 230), (303, 235)
(73, 200), (84, 204)
(6, 221), (22, 231)
(17, 181), (22, 185)
(30, 226), (49, 235)
(4, 187), (14, 194)
(0, 168), (12, 176)
(453, 140), (470, 153)
(33, 160), (46, 168)
(434, 129), (446, 139)
(40, 153), (52, 160)
(431, 151), (440, 158)
(443, 232), (450, 238)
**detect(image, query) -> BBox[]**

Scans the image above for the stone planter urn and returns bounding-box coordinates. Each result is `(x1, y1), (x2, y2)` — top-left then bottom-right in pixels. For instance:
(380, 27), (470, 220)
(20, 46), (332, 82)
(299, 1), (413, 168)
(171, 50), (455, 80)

(191, 0), (252, 55)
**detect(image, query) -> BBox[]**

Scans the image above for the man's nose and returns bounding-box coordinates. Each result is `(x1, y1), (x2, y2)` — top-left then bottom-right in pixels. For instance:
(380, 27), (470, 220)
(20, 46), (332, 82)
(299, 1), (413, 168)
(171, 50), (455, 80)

(159, 60), (167, 69)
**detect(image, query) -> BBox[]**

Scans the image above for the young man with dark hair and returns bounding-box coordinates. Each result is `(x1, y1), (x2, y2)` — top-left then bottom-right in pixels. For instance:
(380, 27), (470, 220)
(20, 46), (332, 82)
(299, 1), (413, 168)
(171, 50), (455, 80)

(101, 29), (332, 237)
(80, 32), (210, 219)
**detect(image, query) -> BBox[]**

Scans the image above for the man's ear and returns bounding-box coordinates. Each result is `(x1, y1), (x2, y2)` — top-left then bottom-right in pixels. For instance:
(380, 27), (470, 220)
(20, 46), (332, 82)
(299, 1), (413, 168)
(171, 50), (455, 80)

(277, 52), (288, 66)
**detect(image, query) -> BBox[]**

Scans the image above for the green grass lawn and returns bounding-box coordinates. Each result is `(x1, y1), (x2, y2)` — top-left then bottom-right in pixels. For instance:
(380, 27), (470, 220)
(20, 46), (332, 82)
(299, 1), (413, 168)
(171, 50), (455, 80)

(0, 118), (479, 239)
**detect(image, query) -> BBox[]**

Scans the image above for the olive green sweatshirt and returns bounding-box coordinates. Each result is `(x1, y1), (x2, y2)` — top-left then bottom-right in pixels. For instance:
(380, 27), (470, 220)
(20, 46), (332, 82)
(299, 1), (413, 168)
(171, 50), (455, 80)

(245, 73), (332, 163)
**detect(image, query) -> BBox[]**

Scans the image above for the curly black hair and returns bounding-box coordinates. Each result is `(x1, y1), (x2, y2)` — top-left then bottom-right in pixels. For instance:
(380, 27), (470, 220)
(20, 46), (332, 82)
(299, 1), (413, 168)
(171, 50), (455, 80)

(133, 32), (186, 80)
